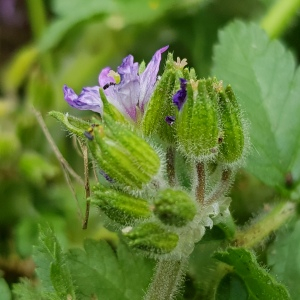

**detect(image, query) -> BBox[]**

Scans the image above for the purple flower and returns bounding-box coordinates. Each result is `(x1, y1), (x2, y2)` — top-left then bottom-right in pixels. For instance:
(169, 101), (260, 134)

(63, 46), (169, 121)
(172, 78), (187, 111)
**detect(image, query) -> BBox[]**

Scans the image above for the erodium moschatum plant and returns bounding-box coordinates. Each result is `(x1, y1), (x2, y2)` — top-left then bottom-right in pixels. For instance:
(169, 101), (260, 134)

(50, 46), (248, 299)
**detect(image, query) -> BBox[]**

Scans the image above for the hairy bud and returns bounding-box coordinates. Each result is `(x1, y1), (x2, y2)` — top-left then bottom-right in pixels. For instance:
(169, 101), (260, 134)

(154, 189), (196, 227)
(124, 222), (179, 254)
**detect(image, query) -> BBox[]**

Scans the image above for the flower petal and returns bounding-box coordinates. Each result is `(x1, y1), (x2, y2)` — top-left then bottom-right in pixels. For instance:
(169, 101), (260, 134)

(63, 85), (102, 114)
(139, 45), (169, 111)
(103, 55), (140, 121)
(98, 67), (115, 87)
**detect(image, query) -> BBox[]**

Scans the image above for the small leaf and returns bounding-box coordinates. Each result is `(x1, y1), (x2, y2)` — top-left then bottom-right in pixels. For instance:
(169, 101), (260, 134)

(213, 247), (290, 300)
(212, 21), (300, 191)
(268, 219), (300, 300)
(33, 224), (76, 299)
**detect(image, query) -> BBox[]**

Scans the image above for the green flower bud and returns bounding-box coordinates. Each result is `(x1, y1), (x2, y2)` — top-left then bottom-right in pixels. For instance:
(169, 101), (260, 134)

(124, 222), (179, 254)
(87, 120), (160, 189)
(177, 78), (219, 160)
(90, 185), (151, 225)
(154, 189), (196, 227)
(142, 53), (189, 144)
(217, 85), (244, 164)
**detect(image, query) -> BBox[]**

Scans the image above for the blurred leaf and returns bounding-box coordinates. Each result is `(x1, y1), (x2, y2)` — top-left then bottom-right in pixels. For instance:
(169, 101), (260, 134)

(33, 224), (76, 299)
(66, 238), (155, 300)
(19, 152), (59, 186)
(213, 247), (290, 300)
(267, 219), (300, 300)
(39, 0), (115, 51)
(212, 21), (300, 192)
(2, 46), (38, 92)
(0, 278), (11, 300)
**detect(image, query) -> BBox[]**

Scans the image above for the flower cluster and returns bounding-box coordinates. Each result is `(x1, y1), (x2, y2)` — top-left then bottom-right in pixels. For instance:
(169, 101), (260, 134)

(53, 46), (247, 259)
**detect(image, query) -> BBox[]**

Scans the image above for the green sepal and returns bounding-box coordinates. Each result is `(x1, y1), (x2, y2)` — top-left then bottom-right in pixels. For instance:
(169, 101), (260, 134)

(49, 111), (90, 139)
(217, 85), (244, 164)
(142, 69), (177, 142)
(154, 189), (196, 227)
(99, 88), (127, 124)
(177, 79), (219, 160)
(91, 185), (152, 225)
(87, 121), (160, 189)
(124, 222), (179, 254)
(104, 118), (160, 176)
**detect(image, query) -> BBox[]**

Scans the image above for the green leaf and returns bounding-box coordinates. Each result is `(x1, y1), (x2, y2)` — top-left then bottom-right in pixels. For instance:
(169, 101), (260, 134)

(268, 219), (300, 300)
(66, 239), (155, 300)
(33, 224), (76, 299)
(0, 278), (11, 300)
(213, 247), (290, 300)
(212, 21), (300, 191)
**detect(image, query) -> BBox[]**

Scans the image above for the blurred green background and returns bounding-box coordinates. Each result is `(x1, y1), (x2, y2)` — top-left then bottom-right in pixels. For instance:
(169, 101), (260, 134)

(0, 0), (299, 293)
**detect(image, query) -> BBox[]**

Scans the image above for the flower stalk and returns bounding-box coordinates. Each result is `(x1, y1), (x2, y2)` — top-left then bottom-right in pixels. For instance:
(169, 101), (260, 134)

(144, 259), (187, 300)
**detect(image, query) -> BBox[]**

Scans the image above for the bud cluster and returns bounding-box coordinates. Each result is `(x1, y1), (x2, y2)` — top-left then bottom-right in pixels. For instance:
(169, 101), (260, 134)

(52, 50), (247, 259)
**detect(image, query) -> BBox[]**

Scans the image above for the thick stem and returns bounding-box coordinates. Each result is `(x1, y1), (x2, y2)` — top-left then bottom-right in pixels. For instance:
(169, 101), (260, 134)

(166, 146), (176, 187)
(195, 162), (205, 205)
(204, 169), (232, 206)
(233, 201), (296, 248)
(144, 259), (187, 300)
(260, 0), (300, 39)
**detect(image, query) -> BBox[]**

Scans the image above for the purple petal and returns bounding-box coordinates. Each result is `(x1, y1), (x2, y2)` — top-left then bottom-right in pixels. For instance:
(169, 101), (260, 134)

(173, 78), (187, 111)
(63, 85), (102, 114)
(98, 67), (116, 87)
(103, 55), (140, 121)
(139, 46), (169, 112)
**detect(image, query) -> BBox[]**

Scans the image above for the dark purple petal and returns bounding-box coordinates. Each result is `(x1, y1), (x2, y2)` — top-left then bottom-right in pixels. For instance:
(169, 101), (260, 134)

(165, 116), (176, 125)
(173, 78), (187, 111)
(63, 85), (102, 114)
(139, 46), (169, 112)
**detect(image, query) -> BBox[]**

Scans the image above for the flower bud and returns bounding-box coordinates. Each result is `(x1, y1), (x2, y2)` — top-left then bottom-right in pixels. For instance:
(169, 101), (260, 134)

(176, 79), (219, 160)
(124, 222), (179, 254)
(87, 120), (160, 189)
(217, 85), (244, 164)
(91, 185), (151, 225)
(153, 189), (196, 227)
(142, 53), (189, 143)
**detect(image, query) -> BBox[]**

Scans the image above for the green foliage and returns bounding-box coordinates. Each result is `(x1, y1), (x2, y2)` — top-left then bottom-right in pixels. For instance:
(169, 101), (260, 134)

(212, 21), (300, 192)
(267, 219), (300, 300)
(33, 224), (76, 299)
(213, 247), (291, 300)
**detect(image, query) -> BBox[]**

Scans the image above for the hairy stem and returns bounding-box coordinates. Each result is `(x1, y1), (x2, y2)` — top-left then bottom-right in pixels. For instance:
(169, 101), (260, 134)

(233, 201), (296, 248)
(205, 169), (232, 206)
(144, 259), (187, 300)
(166, 146), (176, 186)
(260, 0), (300, 39)
(195, 162), (205, 205)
